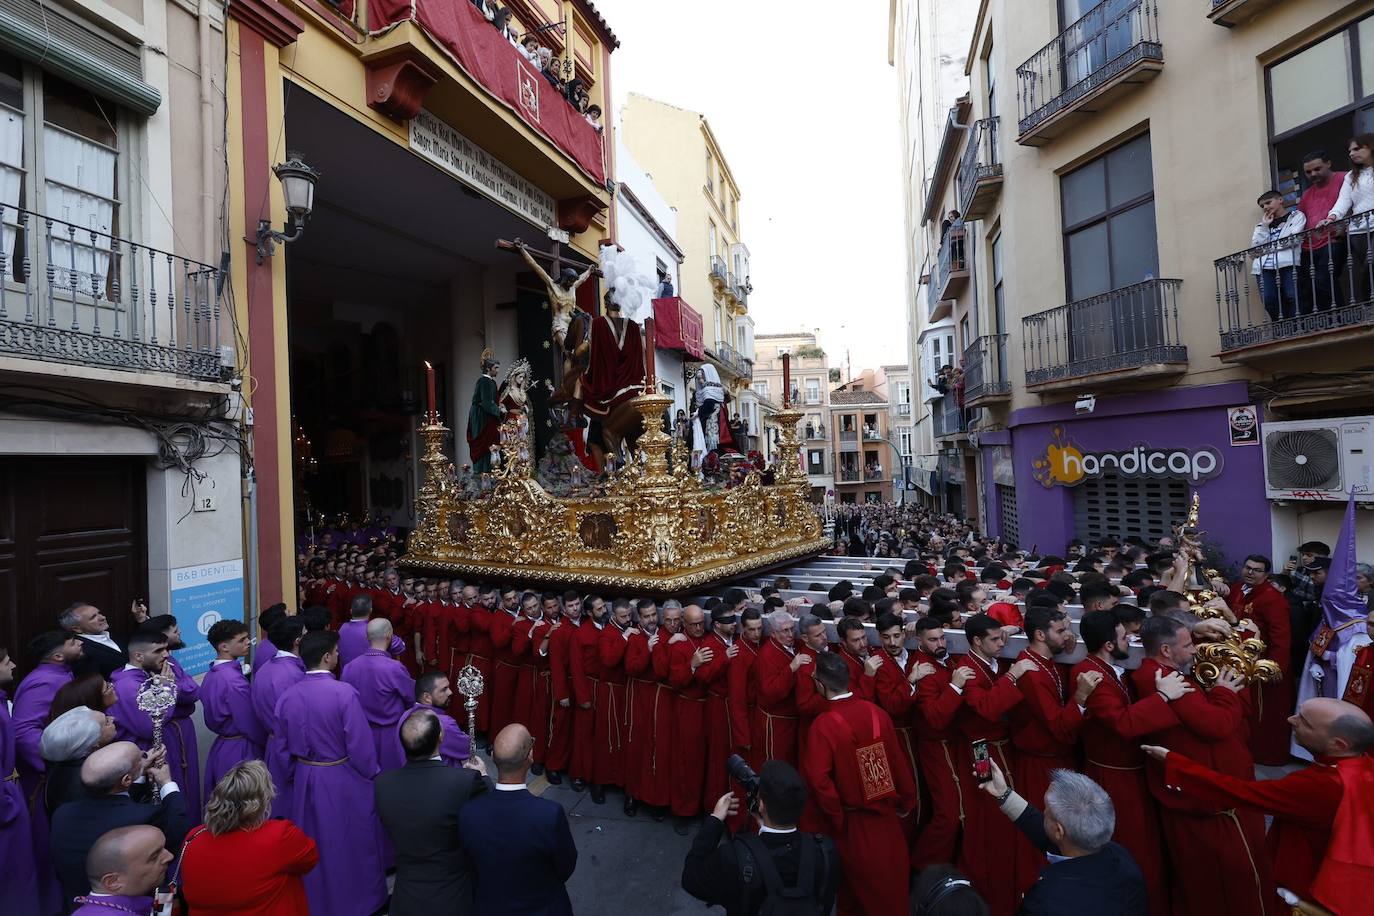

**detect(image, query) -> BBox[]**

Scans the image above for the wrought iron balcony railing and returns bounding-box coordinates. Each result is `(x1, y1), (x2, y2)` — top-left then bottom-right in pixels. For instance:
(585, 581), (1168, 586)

(839, 467), (860, 482)
(864, 468), (885, 481)
(936, 227), (969, 300)
(963, 334), (1011, 402)
(713, 339), (751, 378)
(0, 204), (223, 381)
(1022, 278), (1185, 386)
(710, 256), (728, 284)
(1214, 209), (1374, 354)
(897, 403), (912, 416)
(804, 424), (827, 440)
(957, 117), (1003, 219)
(932, 390), (966, 438)
(839, 429), (859, 442)
(1016, 0), (1162, 141)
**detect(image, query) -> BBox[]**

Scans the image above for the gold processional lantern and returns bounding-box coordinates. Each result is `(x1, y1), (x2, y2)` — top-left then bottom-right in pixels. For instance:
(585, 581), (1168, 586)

(1175, 493), (1283, 688)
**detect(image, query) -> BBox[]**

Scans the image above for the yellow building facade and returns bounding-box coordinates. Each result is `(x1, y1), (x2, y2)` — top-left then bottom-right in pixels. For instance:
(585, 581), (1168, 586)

(226, 0), (617, 606)
(896, 0), (1374, 561)
(620, 93), (754, 415)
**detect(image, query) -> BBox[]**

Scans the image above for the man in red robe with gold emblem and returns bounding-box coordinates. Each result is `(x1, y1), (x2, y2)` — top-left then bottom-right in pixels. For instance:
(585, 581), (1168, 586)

(833, 618), (878, 702)
(487, 587), (522, 739)
(728, 607), (763, 765)
(953, 613), (1037, 915)
(1074, 610), (1184, 916)
(511, 592), (552, 768)
(1130, 615), (1276, 916)
(545, 592), (582, 786)
(802, 651), (918, 916)
(462, 585), (493, 738)
(1144, 697), (1374, 915)
(570, 595), (605, 798)
(870, 612), (933, 846)
(1223, 554), (1294, 766)
(1008, 605), (1101, 894)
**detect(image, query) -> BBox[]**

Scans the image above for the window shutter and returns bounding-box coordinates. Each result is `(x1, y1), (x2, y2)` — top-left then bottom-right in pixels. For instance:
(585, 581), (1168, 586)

(0, 0), (160, 115)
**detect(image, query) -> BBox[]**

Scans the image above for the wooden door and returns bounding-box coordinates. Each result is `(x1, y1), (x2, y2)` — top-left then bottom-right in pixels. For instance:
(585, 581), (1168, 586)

(0, 458), (147, 676)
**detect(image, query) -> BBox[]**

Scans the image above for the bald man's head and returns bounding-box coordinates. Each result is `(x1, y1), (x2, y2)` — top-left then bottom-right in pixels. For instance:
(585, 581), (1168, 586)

(399, 708), (441, 760)
(683, 604), (706, 637)
(1290, 698), (1374, 757)
(86, 825), (171, 896)
(491, 724), (533, 780)
(366, 618), (393, 647)
(81, 741), (142, 795)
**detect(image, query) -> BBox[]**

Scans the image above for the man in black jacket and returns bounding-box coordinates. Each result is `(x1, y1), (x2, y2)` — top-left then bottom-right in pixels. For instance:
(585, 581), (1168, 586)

(682, 760), (840, 916)
(61, 601), (129, 679)
(979, 759), (1146, 916)
(51, 741), (188, 911)
(375, 708), (490, 916)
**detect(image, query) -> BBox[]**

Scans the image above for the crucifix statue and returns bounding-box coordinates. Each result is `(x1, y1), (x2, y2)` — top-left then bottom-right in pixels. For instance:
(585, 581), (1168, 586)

(498, 238), (596, 407)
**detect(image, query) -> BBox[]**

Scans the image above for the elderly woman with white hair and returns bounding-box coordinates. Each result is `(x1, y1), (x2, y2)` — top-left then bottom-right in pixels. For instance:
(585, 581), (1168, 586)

(41, 706), (116, 815)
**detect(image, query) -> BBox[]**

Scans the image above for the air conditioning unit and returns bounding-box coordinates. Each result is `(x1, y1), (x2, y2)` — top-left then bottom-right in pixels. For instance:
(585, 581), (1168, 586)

(1262, 416), (1374, 501)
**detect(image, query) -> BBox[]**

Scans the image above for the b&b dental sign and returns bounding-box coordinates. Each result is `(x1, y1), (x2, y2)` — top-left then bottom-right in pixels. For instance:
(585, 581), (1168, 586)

(1032, 425), (1223, 488)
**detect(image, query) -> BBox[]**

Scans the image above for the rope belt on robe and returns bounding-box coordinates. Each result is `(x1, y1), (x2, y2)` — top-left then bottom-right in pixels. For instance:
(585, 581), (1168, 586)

(296, 757), (349, 767)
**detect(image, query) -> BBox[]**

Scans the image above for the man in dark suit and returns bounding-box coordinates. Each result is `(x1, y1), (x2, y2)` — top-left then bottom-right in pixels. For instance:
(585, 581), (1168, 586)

(51, 741), (188, 910)
(980, 759), (1146, 916)
(61, 601), (129, 679)
(459, 724), (577, 916)
(681, 759), (840, 916)
(376, 708), (490, 916)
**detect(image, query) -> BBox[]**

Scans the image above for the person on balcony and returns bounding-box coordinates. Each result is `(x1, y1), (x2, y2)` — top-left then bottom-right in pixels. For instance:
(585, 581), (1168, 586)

(1251, 190), (1306, 322)
(585, 104), (603, 134)
(520, 34), (542, 63)
(1319, 134), (1374, 307)
(1296, 149), (1348, 314)
(940, 209), (960, 241)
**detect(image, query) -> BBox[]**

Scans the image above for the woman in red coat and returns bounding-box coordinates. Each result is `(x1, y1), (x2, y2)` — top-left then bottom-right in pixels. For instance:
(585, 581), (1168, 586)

(180, 760), (318, 915)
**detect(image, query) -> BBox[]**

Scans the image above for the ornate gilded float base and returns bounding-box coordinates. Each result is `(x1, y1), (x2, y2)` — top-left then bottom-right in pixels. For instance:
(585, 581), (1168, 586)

(402, 394), (827, 593)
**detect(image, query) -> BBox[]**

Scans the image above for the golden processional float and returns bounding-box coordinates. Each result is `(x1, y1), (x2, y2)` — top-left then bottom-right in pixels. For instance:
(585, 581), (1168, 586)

(405, 388), (827, 592)
(403, 237), (828, 601)
(1174, 493), (1283, 688)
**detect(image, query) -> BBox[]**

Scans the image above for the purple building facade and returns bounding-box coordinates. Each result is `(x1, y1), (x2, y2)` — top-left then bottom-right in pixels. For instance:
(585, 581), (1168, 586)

(978, 381), (1271, 571)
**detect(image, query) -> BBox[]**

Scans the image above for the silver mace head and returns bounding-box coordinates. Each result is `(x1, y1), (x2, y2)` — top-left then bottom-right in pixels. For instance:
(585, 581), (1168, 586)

(456, 664), (485, 700)
(135, 671), (178, 743)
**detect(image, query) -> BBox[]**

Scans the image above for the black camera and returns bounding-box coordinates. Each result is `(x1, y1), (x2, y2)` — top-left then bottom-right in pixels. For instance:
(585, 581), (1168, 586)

(726, 754), (760, 812)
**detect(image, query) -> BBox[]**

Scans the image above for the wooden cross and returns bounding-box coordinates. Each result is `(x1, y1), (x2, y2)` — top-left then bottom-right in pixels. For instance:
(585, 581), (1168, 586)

(495, 237), (567, 274)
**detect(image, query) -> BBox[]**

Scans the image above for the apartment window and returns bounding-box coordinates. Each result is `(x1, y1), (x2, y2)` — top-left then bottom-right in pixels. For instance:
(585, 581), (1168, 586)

(945, 334), (955, 365)
(1, 53), (128, 282)
(805, 378), (820, 404)
(706, 150), (713, 192)
(895, 381), (911, 405)
(1061, 132), (1157, 301)
(708, 222), (717, 259)
(899, 428), (913, 457)
(714, 305), (723, 345)
(959, 315), (971, 353)
(808, 449), (825, 472)
(753, 380), (768, 397)
(1267, 13), (1374, 207)
(985, 40), (997, 121)
(1058, 0), (1137, 88)
(660, 381), (675, 403)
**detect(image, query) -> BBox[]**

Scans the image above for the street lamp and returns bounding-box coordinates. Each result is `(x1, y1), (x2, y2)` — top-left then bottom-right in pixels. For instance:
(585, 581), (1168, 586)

(256, 155), (321, 263)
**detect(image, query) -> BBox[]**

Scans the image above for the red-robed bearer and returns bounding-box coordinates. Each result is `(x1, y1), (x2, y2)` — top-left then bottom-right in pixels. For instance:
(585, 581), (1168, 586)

(802, 651), (918, 916)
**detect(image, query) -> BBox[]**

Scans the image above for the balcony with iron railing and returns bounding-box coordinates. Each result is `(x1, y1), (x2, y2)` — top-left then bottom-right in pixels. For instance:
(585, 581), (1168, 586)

(1209, 0), (1282, 28)
(962, 334), (1011, 405)
(710, 255), (729, 290)
(932, 390), (966, 439)
(864, 467), (886, 482)
(936, 228), (970, 302)
(862, 426), (884, 442)
(838, 429), (859, 452)
(896, 403), (912, 417)
(1022, 278), (1186, 390)
(838, 465), (861, 483)
(1214, 210), (1374, 363)
(712, 338), (752, 379)
(1016, 0), (1163, 146)
(958, 117), (1003, 221)
(804, 423), (828, 440)
(0, 204), (224, 383)
(926, 270), (950, 323)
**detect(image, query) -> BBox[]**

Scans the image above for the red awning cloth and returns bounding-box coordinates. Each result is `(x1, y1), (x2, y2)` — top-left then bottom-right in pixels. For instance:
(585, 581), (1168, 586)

(369, 0), (607, 186)
(652, 297), (704, 359)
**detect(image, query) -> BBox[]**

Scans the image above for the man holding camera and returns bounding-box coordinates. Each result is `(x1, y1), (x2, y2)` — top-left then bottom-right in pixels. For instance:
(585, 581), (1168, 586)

(681, 759), (839, 916)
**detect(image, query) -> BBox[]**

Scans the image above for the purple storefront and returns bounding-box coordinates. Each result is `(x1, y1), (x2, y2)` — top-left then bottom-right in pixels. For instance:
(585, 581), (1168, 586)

(981, 382), (1271, 569)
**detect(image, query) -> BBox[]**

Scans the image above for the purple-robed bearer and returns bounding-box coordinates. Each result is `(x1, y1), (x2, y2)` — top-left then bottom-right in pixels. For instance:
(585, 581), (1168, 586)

(340, 620), (415, 773)
(400, 671), (473, 767)
(1294, 490), (1371, 759)
(275, 630), (387, 916)
(71, 823), (173, 916)
(110, 631), (202, 821)
(0, 646), (41, 916)
(338, 612), (406, 669)
(12, 633), (82, 915)
(250, 616), (308, 818)
(201, 620), (266, 801)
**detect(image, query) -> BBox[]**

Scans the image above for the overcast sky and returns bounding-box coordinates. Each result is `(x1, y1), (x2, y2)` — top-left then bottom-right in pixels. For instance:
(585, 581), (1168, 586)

(596, 0), (908, 376)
